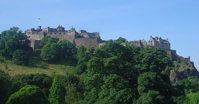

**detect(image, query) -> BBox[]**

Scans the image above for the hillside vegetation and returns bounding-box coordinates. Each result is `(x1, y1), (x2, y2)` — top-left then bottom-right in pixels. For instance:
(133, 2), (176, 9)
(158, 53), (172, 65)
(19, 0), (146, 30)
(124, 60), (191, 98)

(0, 27), (199, 104)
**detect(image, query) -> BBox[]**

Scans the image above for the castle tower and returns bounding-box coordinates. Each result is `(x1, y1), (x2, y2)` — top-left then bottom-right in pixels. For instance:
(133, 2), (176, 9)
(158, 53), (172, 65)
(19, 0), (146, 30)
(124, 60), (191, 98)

(57, 25), (65, 32)
(148, 36), (170, 50)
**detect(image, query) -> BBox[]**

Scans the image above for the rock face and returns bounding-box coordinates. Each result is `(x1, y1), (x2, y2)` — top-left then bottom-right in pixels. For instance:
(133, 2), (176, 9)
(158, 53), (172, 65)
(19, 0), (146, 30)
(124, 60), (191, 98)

(169, 69), (199, 83)
(25, 26), (102, 49)
(125, 36), (199, 83)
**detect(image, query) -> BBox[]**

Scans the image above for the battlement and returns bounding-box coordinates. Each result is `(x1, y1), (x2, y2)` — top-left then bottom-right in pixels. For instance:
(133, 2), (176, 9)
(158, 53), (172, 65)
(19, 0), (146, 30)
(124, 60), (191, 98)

(128, 40), (148, 47)
(26, 26), (100, 39)
(25, 26), (103, 49)
(149, 36), (170, 50)
(26, 26), (171, 51)
(127, 36), (170, 50)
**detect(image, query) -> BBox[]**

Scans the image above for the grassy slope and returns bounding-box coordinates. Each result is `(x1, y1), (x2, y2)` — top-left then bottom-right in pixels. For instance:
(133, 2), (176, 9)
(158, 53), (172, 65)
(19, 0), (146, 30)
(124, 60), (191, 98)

(0, 55), (76, 76)
(0, 63), (75, 76)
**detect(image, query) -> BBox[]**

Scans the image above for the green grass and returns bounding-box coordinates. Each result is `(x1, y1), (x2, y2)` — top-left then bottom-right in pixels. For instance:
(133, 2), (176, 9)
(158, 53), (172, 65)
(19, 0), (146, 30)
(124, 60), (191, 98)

(0, 62), (76, 76)
(3, 52), (79, 76)
(0, 53), (77, 76)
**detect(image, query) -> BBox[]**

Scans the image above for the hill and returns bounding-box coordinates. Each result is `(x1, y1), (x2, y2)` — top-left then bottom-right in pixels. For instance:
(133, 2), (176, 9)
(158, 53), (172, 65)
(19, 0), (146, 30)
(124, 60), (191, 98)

(0, 27), (199, 104)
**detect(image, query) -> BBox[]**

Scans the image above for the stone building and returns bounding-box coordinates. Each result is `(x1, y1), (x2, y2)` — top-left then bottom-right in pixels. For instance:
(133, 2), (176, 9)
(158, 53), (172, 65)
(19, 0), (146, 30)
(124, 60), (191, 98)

(128, 40), (148, 47)
(125, 36), (180, 61)
(25, 26), (103, 49)
(126, 36), (170, 50)
(148, 36), (170, 50)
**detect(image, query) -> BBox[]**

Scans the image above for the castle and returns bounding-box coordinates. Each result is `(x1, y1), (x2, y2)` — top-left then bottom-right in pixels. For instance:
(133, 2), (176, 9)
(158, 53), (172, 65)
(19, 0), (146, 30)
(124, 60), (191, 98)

(25, 26), (190, 63)
(25, 26), (190, 64)
(126, 37), (198, 82)
(126, 36), (192, 64)
(127, 36), (170, 50)
(25, 26), (172, 51)
(25, 25), (103, 49)
(25, 26), (198, 82)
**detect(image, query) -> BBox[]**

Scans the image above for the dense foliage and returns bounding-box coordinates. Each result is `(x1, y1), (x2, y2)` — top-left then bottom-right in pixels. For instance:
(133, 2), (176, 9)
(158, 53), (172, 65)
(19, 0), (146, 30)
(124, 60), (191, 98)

(0, 27), (32, 65)
(6, 85), (50, 104)
(11, 74), (52, 96)
(48, 76), (65, 104)
(40, 37), (76, 64)
(0, 71), (11, 104)
(183, 92), (199, 104)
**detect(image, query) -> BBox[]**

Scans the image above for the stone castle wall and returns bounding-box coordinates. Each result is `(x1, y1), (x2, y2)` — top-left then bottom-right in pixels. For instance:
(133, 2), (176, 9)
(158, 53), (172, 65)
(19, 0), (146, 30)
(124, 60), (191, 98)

(127, 36), (171, 51)
(25, 26), (103, 49)
(74, 38), (100, 48)
(29, 39), (42, 49)
(148, 36), (170, 50)
(128, 40), (148, 47)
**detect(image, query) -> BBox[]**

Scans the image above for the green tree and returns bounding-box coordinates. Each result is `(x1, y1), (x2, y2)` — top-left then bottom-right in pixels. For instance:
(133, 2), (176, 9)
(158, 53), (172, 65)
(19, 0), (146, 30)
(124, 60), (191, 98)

(79, 73), (104, 104)
(0, 27), (32, 59)
(77, 46), (87, 63)
(6, 85), (50, 104)
(57, 40), (76, 63)
(39, 37), (59, 48)
(183, 92), (199, 104)
(136, 90), (164, 104)
(40, 43), (60, 63)
(138, 47), (171, 73)
(176, 77), (199, 93)
(97, 74), (133, 104)
(79, 42), (139, 104)
(0, 70), (11, 104)
(115, 37), (127, 44)
(76, 46), (89, 73)
(12, 50), (29, 65)
(137, 72), (174, 104)
(64, 74), (83, 104)
(49, 76), (65, 104)
(87, 57), (104, 74)
(11, 74), (52, 96)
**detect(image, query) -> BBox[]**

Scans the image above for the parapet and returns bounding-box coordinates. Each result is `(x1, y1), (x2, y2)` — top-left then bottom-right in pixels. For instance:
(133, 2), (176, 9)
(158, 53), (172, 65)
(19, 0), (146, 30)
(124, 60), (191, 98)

(25, 26), (103, 49)
(149, 36), (171, 50)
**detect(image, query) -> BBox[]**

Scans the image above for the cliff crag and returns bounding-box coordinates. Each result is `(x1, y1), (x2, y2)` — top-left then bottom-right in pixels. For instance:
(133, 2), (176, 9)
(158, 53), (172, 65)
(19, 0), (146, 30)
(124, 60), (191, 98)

(124, 36), (199, 83)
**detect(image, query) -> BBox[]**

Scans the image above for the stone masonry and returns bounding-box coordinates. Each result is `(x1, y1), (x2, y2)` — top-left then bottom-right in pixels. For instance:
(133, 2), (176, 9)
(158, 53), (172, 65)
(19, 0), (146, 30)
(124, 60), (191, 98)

(25, 25), (102, 49)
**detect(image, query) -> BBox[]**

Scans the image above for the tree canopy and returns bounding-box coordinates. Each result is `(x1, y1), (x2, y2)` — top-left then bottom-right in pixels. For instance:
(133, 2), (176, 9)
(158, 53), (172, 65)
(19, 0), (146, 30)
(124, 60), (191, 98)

(6, 85), (50, 104)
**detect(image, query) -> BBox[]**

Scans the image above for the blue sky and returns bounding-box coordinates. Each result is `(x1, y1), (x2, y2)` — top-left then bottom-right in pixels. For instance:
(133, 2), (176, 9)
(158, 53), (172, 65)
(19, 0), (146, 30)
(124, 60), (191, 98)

(0, 0), (199, 69)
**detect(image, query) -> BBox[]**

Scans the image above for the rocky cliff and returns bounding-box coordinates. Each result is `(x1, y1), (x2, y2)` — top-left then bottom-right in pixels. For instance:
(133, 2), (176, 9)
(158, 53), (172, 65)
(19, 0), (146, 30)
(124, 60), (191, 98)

(125, 36), (199, 83)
